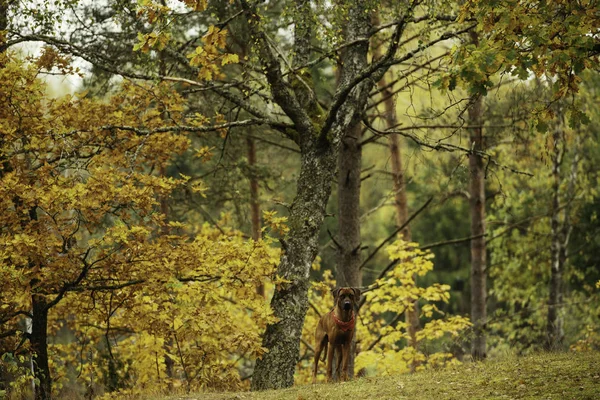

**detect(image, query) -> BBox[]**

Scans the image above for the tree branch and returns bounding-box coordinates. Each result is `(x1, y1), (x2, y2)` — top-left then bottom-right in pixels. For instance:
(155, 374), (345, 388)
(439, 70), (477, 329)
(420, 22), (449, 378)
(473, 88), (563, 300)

(238, 0), (314, 142)
(359, 196), (433, 271)
(362, 120), (534, 177)
(321, 15), (473, 138)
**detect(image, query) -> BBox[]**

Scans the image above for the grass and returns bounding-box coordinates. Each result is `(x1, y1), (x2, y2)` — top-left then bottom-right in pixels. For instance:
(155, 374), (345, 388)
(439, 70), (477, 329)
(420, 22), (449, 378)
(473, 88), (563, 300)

(160, 351), (600, 400)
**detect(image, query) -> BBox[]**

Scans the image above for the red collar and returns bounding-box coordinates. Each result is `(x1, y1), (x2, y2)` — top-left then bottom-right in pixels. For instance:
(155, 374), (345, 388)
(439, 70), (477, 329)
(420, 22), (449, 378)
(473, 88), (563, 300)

(330, 310), (355, 332)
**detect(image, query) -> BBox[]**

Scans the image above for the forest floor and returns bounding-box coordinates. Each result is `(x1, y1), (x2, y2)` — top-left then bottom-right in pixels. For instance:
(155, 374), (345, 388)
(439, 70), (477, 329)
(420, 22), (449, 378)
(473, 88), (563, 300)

(156, 351), (600, 400)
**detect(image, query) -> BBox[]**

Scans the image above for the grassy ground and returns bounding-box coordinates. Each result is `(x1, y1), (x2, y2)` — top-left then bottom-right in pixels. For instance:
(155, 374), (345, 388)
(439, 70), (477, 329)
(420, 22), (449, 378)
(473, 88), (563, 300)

(161, 351), (600, 400)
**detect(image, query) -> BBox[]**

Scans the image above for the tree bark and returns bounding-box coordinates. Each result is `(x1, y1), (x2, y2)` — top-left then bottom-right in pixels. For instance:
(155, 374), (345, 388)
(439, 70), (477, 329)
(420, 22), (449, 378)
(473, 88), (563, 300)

(336, 122), (363, 378)
(546, 121), (578, 349)
(388, 121), (421, 371)
(0, 0), (9, 33)
(336, 123), (363, 289)
(247, 136), (264, 296)
(251, 141), (338, 390)
(249, 0), (372, 389)
(547, 125), (564, 349)
(468, 90), (487, 360)
(31, 295), (51, 400)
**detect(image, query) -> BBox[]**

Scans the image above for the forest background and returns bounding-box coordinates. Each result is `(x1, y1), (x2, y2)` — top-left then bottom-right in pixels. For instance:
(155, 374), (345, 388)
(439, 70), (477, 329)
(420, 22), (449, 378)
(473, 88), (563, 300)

(1, 0), (599, 399)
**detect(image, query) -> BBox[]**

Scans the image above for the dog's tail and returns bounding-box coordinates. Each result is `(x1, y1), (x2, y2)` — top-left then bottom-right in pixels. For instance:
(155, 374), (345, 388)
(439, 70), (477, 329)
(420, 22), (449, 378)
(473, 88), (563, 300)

(321, 341), (328, 362)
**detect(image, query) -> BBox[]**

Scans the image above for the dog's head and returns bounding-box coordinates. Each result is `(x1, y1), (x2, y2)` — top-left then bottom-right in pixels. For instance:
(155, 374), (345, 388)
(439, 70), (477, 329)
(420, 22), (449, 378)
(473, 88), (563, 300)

(332, 287), (361, 311)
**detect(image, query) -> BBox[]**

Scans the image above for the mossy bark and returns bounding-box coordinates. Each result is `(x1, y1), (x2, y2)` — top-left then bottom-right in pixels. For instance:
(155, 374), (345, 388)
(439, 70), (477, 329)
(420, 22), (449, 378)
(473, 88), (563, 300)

(252, 140), (338, 390)
(249, 0), (374, 390)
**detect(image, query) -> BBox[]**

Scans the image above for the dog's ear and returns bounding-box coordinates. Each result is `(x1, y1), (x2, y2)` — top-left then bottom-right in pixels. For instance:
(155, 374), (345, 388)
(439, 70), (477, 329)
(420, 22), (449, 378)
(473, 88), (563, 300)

(352, 287), (361, 298)
(332, 287), (341, 301)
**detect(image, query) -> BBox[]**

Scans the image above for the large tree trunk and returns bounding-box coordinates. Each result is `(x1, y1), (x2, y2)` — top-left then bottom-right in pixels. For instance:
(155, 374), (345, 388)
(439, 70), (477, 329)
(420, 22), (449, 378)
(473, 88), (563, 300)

(335, 122), (363, 378)
(31, 295), (51, 400)
(249, 0), (374, 389)
(468, 90), (487, 360)
(251, 142), (338, 390)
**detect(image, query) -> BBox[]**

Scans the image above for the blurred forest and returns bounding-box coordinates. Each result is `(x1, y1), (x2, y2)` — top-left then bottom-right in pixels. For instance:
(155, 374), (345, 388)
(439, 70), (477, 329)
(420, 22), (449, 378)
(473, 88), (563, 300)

(1, 0), (599, 399)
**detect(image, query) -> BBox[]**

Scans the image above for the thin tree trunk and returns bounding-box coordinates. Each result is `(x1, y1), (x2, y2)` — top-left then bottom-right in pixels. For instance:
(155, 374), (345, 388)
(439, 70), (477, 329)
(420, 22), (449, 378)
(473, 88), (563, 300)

(336, 122), (363, 378)
(546, 121), (579, 349)
(157, 38), (177, 382)
(547, 125), (564, 349)
(468, 89), (487, 360)
(31, 295), (51, 400)
(247, 136), (264, 296)
(374, 31), (420, 370)
(390, 136), (421, 371)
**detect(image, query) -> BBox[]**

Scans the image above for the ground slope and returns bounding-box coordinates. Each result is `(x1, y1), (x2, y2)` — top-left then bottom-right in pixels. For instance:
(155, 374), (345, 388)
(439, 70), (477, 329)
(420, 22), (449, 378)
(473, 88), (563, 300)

(164, 352), (599, 400)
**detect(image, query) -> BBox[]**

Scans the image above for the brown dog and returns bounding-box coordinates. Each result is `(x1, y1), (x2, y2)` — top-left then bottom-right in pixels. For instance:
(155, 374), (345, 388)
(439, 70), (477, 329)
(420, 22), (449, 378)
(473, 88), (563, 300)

(312, 287), (361, 383)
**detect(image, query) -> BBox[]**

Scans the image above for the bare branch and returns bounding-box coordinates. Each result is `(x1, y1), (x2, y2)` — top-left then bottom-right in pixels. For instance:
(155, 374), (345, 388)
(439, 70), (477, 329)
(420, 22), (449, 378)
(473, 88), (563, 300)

(362, 121), (534, 177)
(359, 196), (433, 271)
(420, 233), (487, 251)
(322, 14), (472, 138)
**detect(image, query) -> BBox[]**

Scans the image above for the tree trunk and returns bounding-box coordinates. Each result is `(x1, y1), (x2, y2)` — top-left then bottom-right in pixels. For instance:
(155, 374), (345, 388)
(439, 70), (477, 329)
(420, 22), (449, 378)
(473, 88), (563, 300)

(547, 126), (564, 349)
(468, 91), (487, 360)
(375, 61), (420, 370)
(247, 136), (264, 296)
(370, 9), (420, 368)
(0, 0), (9, 33)
(249, 0), (372, 389)
(390, 133), (421, 370)
(251, 142), (338, 390)
(546, 121), (578, 349)
(336, 124), (363, 289)
(335, 122), (363, 378)
(31, 295), (51, 400)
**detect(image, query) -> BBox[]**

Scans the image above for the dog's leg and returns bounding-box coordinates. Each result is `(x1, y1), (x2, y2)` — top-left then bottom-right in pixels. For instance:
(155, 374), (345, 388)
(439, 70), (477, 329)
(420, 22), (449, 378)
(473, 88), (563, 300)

(313, 334), (327, 384)
(340, 341), (351, 381)
(312, 341), (321, 384)
(335, 347), (343, 382)
(326, 340), (335, 382)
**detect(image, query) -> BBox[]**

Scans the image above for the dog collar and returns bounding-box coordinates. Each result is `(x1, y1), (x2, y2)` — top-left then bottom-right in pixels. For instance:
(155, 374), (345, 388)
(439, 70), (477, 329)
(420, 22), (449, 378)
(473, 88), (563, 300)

(330, 310), (355, 332)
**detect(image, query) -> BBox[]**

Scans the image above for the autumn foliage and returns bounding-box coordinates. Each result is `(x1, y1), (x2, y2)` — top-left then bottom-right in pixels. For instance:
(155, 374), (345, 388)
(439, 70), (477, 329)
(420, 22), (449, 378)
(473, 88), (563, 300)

(298, 241), (471, 384)
(0, 50), (278, 397)
(0, 49), (470, 394)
